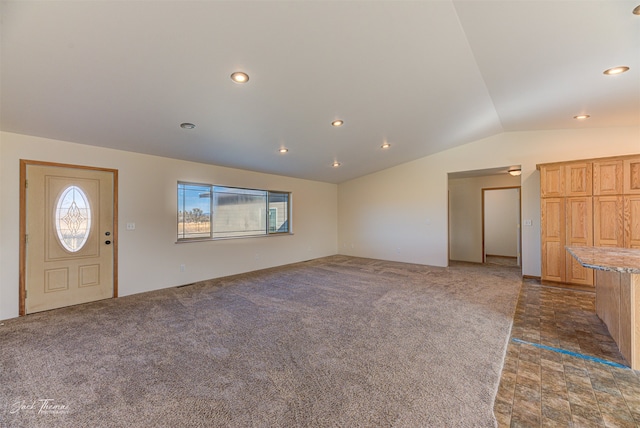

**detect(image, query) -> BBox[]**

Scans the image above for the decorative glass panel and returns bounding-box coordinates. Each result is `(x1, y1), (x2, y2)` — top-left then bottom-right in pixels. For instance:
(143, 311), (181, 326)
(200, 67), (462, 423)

(55, 185), (91, 252)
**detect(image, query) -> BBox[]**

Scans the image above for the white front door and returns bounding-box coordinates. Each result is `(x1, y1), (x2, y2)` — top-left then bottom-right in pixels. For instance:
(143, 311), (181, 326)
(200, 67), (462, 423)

(23, 162), (117, 314)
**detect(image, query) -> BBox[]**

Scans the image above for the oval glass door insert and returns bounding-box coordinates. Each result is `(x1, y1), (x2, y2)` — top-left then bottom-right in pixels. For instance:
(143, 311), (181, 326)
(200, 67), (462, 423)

(55, 185), (92, 252)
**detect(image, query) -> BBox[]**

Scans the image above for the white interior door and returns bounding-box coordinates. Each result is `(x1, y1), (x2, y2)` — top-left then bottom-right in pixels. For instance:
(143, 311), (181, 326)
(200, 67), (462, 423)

(24, 163), (116, 314)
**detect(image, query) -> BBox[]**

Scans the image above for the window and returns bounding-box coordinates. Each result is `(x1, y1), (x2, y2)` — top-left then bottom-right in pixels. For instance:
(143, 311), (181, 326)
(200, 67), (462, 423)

(55, 185), (92, 252)
(268, 192), (289, 233)
(177, 182), (290, 241)
(177, 183), (211, 240)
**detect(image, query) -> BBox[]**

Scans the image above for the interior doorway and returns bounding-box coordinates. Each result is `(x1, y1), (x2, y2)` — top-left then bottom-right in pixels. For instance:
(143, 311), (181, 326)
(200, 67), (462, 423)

(482, 187), (521, 267)
(448, 166), (522, 270)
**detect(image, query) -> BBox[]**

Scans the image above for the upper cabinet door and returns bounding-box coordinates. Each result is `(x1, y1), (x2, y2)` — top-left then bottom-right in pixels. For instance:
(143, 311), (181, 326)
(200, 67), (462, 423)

(593, 160), (623, 195)
(540, 165), (565, 197)
(594, 196), (624, 247)
(623, 157), (640, 195)
(565, 162), (592, 196)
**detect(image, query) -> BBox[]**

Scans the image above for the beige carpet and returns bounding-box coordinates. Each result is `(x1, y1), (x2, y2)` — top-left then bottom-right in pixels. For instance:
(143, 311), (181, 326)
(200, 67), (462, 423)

(0, 256), (521, 427)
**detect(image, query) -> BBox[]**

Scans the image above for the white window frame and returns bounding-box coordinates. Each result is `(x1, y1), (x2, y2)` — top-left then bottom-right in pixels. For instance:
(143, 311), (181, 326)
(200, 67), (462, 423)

(177, 182), (292, 242)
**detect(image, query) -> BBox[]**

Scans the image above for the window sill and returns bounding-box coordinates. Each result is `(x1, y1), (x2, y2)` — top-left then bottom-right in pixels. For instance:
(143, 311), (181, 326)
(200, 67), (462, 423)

(175, 232), (293, 244)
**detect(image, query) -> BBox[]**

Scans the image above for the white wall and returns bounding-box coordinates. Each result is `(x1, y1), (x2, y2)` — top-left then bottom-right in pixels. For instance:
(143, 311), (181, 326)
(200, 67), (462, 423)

(449, 174), (520, 263)
(0, 132), (338, 320)
(338, 126), (640, 276)
(484, 188), (519, 258)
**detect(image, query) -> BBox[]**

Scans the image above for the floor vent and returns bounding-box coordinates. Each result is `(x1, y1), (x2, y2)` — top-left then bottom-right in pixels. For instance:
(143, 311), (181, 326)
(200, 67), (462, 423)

(176, 283), (196, 288)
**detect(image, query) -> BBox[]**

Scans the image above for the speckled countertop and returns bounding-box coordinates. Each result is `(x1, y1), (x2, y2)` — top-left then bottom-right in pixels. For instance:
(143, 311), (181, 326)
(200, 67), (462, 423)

(566, 246), (640, 274)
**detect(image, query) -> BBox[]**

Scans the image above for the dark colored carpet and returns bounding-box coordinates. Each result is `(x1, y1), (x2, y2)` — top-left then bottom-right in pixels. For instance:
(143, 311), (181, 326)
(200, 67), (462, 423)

(0, 255), (521, 427)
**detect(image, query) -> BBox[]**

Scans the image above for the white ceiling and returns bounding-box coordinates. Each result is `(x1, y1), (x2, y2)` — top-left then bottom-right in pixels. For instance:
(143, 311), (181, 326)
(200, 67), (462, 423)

(2, 1), (639, 183)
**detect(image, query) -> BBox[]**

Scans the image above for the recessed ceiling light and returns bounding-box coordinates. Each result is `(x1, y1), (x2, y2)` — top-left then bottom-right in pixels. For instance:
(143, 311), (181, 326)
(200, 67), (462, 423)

(603, 66), (630, 75)
(279, 148), (288, 153)
(332, 161), (341, 168)
(381, 142), (391, 149)
(573, 115), (590, 120)
(331, 120), (344, 127)
(180, 123), (195, 129)
(230, 72), (249, 83)
(633, 4), (640, 15)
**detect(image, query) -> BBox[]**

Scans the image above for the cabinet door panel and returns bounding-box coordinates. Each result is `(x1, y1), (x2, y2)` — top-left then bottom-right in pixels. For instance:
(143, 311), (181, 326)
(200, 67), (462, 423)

(594, 196), (624, 247)
(541, 198), (565, 282)
(625, 195), (640, 248)
(593, 160), (623, 195)
(566, 197), (593, 285)
(624, 158), (640, 195)
(566, 162), (592, 196)
(540, 165), (565, 197)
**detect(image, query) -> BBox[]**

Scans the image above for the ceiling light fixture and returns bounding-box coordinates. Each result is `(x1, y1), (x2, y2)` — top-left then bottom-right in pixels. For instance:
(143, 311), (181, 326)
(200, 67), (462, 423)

(331, 120), (344, 127)
(633, 4), (640, 15)
(603, 66), (630, 75)
(230, 72), (249, 83)
(508, 167), (522, 176)
(381, 142), (391, 149)
(573, 114), (590, 120)
(180, 123), (195, 129)
(332, 161), (341, 168)
(279, 148), (289, 153)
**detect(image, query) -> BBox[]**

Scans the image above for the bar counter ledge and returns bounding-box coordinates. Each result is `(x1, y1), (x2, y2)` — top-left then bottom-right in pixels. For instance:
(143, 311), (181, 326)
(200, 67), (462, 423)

(566, 246), (640, 370)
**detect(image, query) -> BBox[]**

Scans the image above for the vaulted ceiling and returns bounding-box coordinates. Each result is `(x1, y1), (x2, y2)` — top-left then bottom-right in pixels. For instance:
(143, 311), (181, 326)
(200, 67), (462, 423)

(2, 1), (639, 183)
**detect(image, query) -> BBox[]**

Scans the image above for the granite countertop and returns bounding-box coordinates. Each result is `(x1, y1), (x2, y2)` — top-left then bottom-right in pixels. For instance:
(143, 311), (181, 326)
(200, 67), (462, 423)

(566, 246), (640, 274)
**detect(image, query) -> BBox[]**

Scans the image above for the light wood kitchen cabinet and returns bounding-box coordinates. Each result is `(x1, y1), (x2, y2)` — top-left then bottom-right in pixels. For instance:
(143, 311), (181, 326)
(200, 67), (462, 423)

(540, 162), (592, 197)
(565, 197), (593, 285)
(624, 158), (640, 194)
(593, 160), (623, 195)
(625, 195), (640, 249)
(566, 163), (592, 196)
(539, 154), (640, 286)
(594, 196), (624, 247)
(541, 198), (565, 282)
(540, 164), (565, 197)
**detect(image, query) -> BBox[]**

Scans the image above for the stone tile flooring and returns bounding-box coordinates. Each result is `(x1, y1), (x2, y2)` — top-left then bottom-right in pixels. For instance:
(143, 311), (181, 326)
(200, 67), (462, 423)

(494, 280), (640, 427)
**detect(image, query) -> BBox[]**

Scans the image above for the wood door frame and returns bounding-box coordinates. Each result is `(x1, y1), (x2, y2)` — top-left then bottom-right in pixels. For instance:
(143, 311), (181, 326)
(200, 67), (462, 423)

(481, 186), (521, 264)
(19, 159), (119, 316)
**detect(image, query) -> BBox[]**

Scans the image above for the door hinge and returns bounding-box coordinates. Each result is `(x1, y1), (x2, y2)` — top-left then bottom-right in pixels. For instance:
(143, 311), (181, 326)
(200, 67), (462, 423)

(25, 179), (28, 188)
(25, 234), (28, 244)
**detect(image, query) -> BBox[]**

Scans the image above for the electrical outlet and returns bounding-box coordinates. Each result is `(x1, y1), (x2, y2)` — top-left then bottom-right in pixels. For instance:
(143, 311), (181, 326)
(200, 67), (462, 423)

(524, 219), (532, 226)
(180, 264), (185, 272)
(126, 223), (136, 230)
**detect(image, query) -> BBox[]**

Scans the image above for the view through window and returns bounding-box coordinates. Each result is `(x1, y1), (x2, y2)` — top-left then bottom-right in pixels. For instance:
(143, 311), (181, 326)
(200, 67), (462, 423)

(178, 182), (290, 240)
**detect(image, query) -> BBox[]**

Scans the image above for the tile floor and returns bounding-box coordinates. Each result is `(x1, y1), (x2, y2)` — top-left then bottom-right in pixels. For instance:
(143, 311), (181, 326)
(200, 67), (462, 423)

(494, 279), (640, 427)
